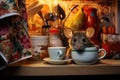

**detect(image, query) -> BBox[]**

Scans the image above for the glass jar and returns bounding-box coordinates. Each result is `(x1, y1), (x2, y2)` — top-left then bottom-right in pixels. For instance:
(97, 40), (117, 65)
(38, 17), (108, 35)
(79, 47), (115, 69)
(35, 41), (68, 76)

(49, 28), (63, 47)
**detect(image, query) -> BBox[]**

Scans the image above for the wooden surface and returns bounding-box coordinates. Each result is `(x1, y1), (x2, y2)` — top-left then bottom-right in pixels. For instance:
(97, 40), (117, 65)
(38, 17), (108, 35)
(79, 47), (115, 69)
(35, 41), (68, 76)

(0, 59), (120, 76)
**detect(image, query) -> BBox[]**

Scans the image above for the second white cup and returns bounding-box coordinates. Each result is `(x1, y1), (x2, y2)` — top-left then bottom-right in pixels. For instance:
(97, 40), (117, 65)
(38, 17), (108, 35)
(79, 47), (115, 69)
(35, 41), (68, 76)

(71, 47), (106, 64)
(48, 47), (66, 60)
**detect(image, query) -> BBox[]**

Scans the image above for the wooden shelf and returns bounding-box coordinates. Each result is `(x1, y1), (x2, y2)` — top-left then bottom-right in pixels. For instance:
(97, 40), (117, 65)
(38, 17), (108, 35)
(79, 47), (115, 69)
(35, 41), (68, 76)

(0, 59), (120, 76)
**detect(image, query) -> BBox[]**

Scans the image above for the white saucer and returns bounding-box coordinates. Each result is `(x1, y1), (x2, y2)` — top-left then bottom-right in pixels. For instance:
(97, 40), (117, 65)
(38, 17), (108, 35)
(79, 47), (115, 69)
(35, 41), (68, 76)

(43, 58), (72, 65)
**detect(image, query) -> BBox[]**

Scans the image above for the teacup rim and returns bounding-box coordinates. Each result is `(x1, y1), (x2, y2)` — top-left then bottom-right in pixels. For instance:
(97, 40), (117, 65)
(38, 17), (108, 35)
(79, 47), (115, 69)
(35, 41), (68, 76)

(72, 47), (98, 51)
(72, 50), (98, 52)
(30, 36), (49, 38)
(48, 47), (66, 49)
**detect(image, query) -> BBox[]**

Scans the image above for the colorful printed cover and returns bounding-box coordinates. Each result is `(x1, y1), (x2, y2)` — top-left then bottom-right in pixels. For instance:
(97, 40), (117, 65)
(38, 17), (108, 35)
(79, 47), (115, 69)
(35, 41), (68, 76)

(0, 0), (33, 70)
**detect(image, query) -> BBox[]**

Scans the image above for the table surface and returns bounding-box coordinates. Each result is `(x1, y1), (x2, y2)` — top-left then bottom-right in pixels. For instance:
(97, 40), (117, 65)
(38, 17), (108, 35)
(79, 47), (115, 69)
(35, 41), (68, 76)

(0, 59), (120, 76)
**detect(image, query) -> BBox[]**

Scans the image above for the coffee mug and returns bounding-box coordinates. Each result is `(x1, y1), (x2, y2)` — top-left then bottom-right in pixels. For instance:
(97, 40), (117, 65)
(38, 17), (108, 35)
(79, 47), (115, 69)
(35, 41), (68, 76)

(48, 47), (66, 60)
(71, 47), (106, 64)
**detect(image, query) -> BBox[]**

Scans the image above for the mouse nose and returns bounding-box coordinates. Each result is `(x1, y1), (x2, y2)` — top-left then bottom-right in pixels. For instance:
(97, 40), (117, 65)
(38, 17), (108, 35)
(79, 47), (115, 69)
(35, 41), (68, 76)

(76, 44), (81, 50)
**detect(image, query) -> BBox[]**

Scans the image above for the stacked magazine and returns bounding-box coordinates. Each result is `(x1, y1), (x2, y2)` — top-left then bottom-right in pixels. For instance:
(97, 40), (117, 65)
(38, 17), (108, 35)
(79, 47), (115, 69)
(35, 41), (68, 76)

(0, 0), (33, 70)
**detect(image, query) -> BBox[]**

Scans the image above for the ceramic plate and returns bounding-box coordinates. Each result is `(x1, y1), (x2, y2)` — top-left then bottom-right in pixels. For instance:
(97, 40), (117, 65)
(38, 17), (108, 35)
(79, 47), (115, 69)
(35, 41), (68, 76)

(0, 13), (20, 20)
(9, 55), (32, 65)
(43, 58), (72, 65)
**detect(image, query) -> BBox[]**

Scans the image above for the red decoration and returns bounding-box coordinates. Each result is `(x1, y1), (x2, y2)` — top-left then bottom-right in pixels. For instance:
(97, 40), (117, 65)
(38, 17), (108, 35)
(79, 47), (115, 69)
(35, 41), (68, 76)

(102, 42), (120, 58)
(82, 5), (100, 46)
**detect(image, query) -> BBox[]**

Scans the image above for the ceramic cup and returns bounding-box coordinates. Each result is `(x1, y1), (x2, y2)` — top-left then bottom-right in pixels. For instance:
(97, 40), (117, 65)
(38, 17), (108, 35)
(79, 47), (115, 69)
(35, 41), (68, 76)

(71, 47), (106, 64)
(30, 36), (49, 59)
(48, 47), (66, 60)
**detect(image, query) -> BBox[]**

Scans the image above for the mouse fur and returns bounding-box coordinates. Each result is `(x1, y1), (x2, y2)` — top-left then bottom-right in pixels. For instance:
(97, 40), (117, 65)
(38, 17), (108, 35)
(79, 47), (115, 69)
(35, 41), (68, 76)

(65, 31), (94, 59)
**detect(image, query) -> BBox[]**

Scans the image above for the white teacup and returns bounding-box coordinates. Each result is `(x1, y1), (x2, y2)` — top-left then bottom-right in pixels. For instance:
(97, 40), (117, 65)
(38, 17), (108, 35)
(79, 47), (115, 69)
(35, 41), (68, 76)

(48, 47), (66, 60)
(71, 47), (106, 64)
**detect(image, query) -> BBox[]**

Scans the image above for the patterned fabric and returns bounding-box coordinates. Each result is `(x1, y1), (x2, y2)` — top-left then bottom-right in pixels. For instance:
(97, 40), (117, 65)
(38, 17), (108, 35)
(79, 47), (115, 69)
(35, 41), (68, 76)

(0, 0), (32, 63)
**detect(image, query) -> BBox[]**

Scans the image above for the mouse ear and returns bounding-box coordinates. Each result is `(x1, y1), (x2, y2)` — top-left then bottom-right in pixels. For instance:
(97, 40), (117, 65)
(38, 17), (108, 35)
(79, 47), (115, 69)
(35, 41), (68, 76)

(63, 28), (73, 39)
(85, 27), (95, 38)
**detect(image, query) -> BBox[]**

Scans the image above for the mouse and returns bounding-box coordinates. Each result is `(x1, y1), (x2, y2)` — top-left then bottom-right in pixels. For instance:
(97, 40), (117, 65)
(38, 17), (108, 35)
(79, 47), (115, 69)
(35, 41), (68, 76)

(71, 31), (94, 50)
(63, 28), (94, 59)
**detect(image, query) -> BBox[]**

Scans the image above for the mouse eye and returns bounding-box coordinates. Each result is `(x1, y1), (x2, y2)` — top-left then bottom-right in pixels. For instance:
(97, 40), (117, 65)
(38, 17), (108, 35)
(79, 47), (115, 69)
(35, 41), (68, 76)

(74, 38), (77, 42)
(82, 38), (87, 43)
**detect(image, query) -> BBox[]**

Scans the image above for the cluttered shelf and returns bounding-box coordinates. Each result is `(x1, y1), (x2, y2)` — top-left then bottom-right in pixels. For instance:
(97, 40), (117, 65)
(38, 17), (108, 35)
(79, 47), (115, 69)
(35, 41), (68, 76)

(0, 0), (120, 77)
(0, 59), (120, 76)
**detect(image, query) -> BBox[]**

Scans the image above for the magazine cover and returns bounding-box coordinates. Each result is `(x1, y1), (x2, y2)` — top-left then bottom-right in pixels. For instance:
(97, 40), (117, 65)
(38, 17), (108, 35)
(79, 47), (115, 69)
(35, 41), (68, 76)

(0, 0), (33, 70)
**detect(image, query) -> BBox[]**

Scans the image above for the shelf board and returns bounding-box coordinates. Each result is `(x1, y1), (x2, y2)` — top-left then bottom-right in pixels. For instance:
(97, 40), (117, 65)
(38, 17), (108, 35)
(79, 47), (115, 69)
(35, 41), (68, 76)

(0, 59), (120, 76)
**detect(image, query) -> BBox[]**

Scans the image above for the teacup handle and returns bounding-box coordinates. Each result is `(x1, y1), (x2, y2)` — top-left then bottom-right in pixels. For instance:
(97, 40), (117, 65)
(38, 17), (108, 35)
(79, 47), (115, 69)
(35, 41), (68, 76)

(98, 48), (106, 59)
